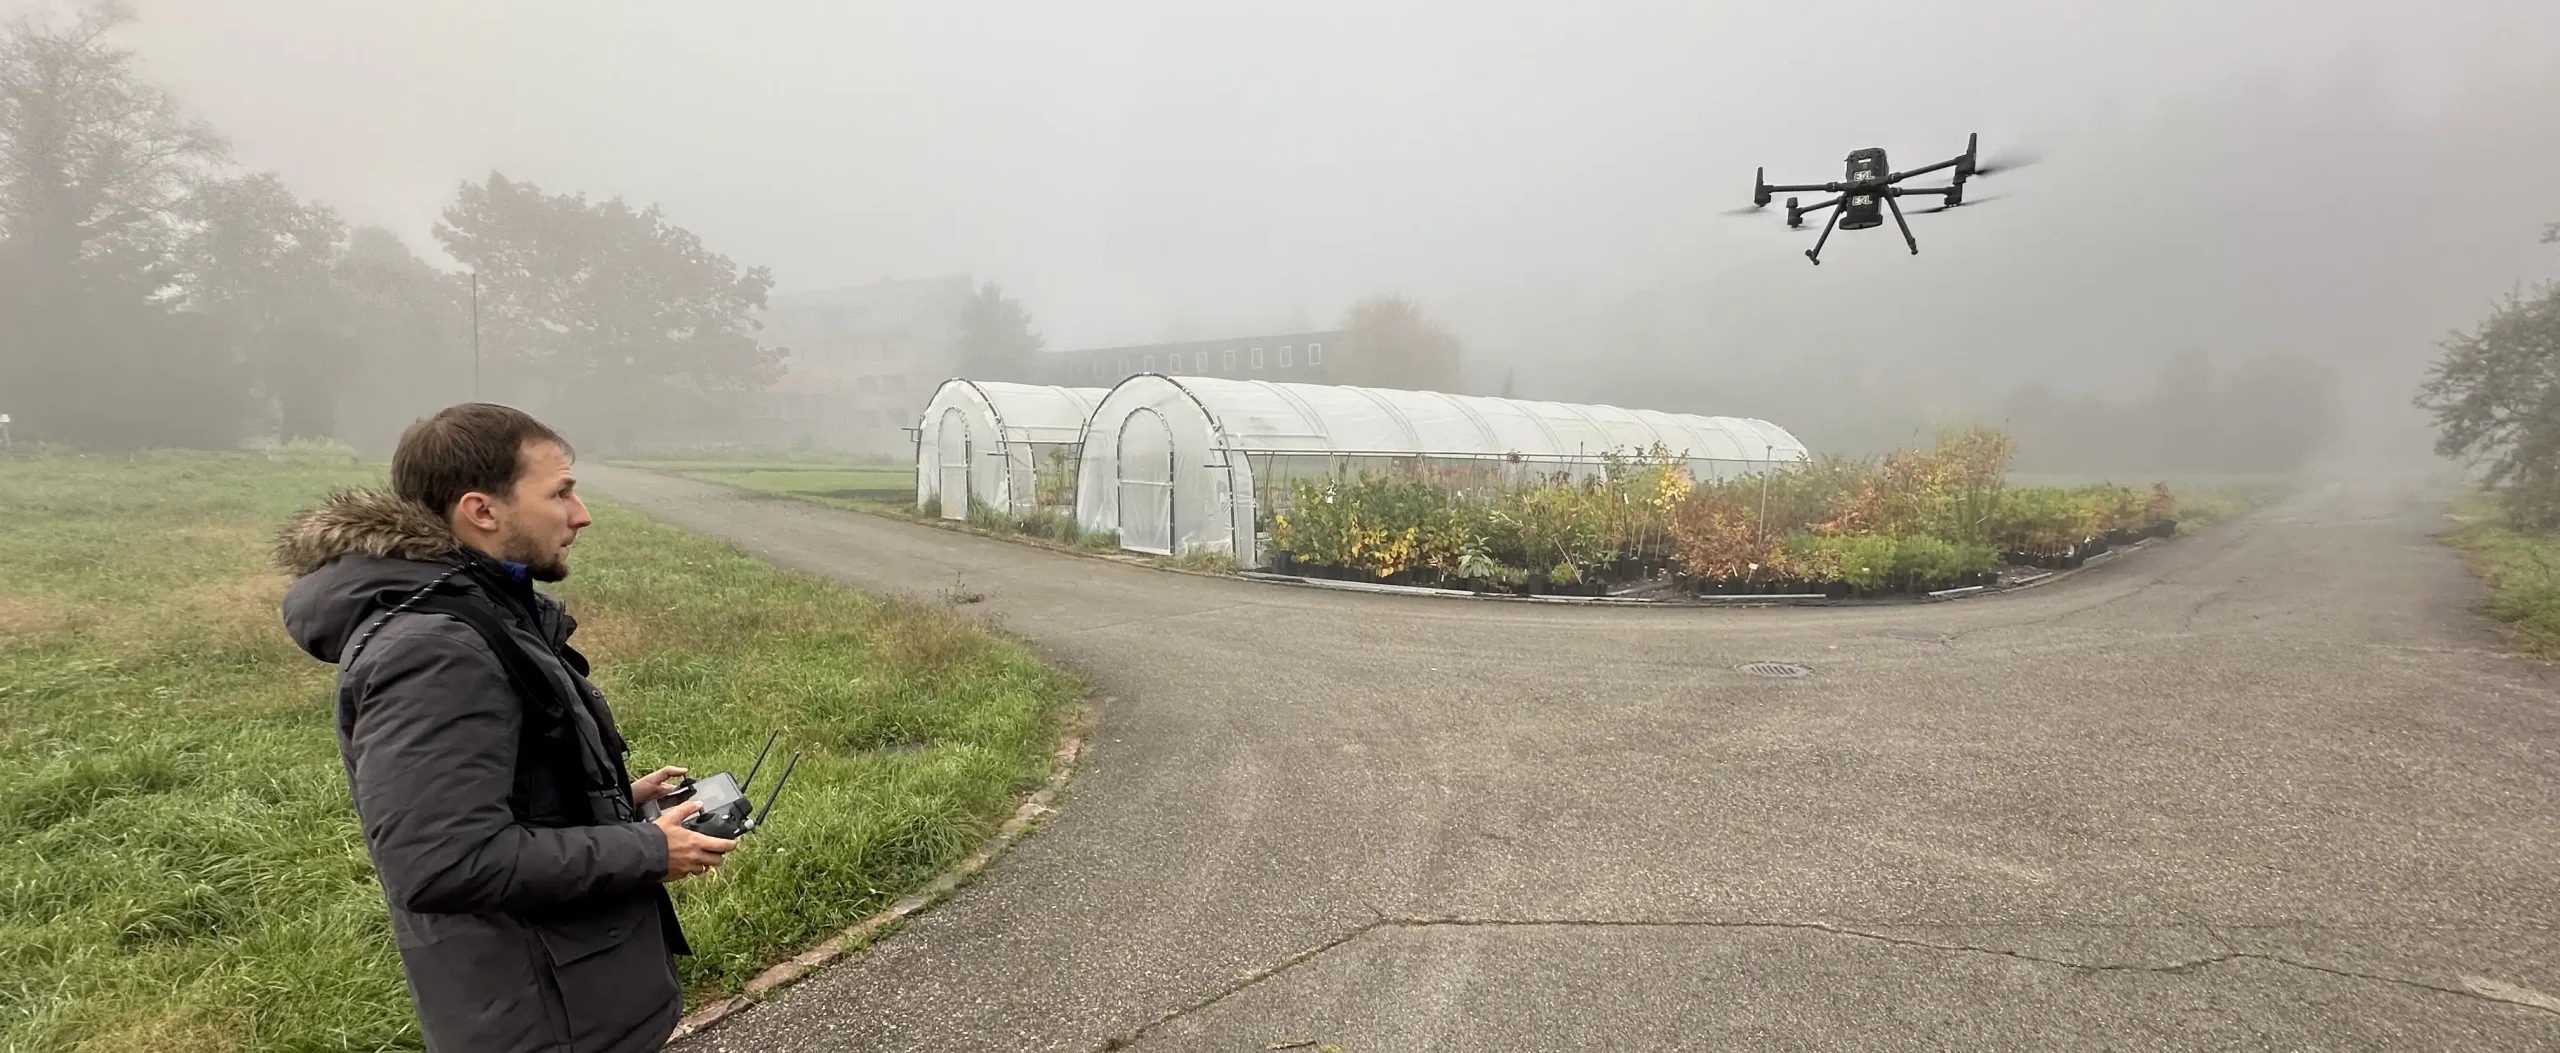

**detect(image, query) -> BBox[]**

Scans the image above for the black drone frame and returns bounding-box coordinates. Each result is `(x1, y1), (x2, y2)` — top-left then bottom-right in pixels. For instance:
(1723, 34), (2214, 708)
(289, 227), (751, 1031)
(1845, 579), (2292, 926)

(1750, 132), (1996, 265)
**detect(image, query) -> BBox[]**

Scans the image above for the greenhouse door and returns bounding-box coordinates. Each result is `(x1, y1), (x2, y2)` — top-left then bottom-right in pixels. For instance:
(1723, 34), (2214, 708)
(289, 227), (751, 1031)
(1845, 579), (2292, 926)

(936, 407), (969, 521)
(1117, 409), (1175, 554)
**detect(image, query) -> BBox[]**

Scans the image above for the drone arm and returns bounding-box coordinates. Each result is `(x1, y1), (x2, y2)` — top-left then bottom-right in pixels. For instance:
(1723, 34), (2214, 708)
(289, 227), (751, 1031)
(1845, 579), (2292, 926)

(1763, 181), (1839, 193)
(1886, 186), (1954, 199)
(1890, 157), (1962, 182)
(1785, 195), (1842, 230)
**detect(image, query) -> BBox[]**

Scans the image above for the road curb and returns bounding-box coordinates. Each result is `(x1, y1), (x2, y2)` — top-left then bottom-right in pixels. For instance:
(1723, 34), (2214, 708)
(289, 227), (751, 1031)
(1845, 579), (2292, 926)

(664, 712), (1092, 1046)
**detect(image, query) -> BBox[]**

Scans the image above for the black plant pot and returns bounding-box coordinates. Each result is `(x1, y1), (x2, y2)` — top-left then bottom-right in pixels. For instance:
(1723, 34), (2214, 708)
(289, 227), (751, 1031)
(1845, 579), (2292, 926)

(2151, 518), (2178, 538)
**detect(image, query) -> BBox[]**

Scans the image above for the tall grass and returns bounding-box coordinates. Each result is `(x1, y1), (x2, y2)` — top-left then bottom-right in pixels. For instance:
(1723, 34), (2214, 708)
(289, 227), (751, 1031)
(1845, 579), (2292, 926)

(2449, 499), (2560, 657)
(0, 452), (1082, 1052)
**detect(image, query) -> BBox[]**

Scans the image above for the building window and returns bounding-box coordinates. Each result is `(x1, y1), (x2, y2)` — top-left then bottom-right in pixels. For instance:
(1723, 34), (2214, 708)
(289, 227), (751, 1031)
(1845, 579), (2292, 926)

(1090, 360), (1101, 380)
(1223, 349), (1237, 372)
(1121, 356), (1133, 376)
(1307, 342), (1323, 365)
(1279, 345), (1294, 367)
(1192, 350), (1207, 372)
(1143, 354), (1157, 371)
(1252, 347), (1265, 369)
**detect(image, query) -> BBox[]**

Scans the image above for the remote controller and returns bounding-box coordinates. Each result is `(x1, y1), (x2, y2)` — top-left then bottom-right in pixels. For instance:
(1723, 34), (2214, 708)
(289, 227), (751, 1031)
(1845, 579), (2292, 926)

(642, 730), (801, 839)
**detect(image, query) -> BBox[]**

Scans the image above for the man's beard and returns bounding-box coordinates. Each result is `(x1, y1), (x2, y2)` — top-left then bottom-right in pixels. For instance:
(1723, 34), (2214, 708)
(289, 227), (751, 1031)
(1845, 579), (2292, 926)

(497, 530), (571, 582)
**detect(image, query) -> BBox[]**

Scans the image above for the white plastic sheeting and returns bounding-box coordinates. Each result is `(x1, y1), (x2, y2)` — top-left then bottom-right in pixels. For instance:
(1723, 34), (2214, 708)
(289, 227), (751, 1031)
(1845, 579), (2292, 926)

(913, 380), (1106, 514)
(1073, 374), (1808, 565)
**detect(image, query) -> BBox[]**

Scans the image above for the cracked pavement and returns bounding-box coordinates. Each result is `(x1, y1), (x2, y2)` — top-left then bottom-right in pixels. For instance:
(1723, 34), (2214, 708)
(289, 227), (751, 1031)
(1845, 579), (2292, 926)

(587, 468), (2560, 1051)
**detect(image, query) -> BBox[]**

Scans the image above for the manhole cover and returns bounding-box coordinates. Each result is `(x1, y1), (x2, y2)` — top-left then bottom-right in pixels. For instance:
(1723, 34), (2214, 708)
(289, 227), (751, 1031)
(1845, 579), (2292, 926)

(1736, 661), (1813, 679)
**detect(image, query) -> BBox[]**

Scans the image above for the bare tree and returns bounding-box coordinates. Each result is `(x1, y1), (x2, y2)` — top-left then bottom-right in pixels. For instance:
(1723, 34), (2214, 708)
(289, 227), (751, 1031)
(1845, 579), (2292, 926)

(0, 0), (226, 291)
(174, 173), (350, 438)
(0, 0), (241, 445)
(333, 226), (471, 451)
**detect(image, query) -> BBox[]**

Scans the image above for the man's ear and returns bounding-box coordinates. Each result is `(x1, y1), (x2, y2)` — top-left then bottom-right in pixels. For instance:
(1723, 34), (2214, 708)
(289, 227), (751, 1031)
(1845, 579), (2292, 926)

(451, 491), (502, 534)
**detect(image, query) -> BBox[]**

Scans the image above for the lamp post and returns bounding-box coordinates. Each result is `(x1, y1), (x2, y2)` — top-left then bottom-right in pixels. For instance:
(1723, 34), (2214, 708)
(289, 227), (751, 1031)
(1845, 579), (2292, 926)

(470, 271), (481, 400)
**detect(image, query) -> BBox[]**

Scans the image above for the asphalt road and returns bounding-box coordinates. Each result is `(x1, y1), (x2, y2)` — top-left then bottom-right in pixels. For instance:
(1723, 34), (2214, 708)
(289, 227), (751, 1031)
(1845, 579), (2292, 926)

(586, 467), (2560, 1052)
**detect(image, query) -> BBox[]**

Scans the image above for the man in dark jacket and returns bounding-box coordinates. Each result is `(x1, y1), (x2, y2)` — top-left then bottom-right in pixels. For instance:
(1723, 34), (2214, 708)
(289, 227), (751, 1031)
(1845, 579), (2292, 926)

(279, 403), (737, 1053)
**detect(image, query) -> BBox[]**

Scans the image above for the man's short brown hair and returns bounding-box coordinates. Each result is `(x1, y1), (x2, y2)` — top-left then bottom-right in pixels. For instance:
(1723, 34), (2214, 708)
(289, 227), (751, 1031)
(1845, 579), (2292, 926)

(392, 403), (574, 518)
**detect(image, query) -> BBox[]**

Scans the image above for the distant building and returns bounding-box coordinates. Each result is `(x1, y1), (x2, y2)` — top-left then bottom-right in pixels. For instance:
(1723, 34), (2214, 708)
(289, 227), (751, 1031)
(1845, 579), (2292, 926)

(1042, 329), (1360, 388)
(751, 276), (974, 455)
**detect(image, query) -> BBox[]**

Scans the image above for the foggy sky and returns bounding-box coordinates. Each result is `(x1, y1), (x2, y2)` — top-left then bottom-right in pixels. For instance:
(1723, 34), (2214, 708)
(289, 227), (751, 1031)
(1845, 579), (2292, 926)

(32, 0), (2560, 460)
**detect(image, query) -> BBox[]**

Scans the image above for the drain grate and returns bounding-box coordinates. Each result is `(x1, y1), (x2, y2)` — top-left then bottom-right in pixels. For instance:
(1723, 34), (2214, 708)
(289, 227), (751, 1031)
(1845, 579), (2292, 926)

(1736, 661), (1813, 679)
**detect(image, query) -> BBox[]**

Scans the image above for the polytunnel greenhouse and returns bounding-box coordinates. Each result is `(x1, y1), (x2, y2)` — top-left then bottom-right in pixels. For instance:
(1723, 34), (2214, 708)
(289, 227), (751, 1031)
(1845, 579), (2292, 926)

(914, 380), (1106, 520)
(1071, 374), (1808, 565)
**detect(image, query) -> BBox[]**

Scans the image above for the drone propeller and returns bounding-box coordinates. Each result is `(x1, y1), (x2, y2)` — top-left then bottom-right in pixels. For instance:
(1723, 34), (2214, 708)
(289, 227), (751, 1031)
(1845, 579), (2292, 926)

(1911, 193), (2006, 215)
(1968, 150), (2039, 178)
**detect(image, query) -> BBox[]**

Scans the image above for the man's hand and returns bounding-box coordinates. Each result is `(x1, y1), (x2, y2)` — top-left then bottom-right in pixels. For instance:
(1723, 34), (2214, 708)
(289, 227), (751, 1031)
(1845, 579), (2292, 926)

(652, 801), (738, 882)
(631, 765), (687, 806)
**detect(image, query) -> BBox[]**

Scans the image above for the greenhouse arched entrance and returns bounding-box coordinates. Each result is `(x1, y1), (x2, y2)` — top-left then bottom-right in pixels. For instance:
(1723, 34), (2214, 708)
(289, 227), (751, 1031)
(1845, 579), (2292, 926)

(936, 406), (970, 521)
(1117, 408), (1176, 554)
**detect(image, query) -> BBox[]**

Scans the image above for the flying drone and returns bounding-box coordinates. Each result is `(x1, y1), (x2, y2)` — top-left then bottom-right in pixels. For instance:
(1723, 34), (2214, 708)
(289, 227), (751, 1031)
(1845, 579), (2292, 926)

(1730, 133), (2029, 265)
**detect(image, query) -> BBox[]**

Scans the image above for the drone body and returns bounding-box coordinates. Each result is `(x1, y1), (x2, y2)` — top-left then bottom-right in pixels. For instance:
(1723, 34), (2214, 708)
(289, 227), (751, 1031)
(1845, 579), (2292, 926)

(1737, 133), (2021, 265)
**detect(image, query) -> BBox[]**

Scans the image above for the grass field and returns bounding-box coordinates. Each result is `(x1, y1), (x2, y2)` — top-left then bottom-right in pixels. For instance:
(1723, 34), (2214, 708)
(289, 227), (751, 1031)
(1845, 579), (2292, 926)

(2447, 497), (2560, 658)
(0, 450), (1083, 1052)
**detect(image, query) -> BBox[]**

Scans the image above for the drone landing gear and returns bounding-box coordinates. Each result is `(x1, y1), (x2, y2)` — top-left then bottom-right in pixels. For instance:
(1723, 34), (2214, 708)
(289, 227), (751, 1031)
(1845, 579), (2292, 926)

(1885, 193), (1919, 257)
(1788, 194), (1847, 266)
(1805, 199), (1842, 266)
(1804, 192), (1923, 265)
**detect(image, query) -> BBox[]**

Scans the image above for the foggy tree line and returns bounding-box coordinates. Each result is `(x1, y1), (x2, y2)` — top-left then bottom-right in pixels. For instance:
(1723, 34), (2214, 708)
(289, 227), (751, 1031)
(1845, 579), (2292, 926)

(0, 2), (779, 452)
(0, 1), (1465, 455)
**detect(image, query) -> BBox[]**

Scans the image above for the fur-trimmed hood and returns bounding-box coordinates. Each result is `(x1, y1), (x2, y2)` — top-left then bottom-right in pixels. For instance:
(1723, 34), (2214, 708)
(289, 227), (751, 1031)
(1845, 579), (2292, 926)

(277, 488), (467, 665)
(274, 488), (458, 577)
